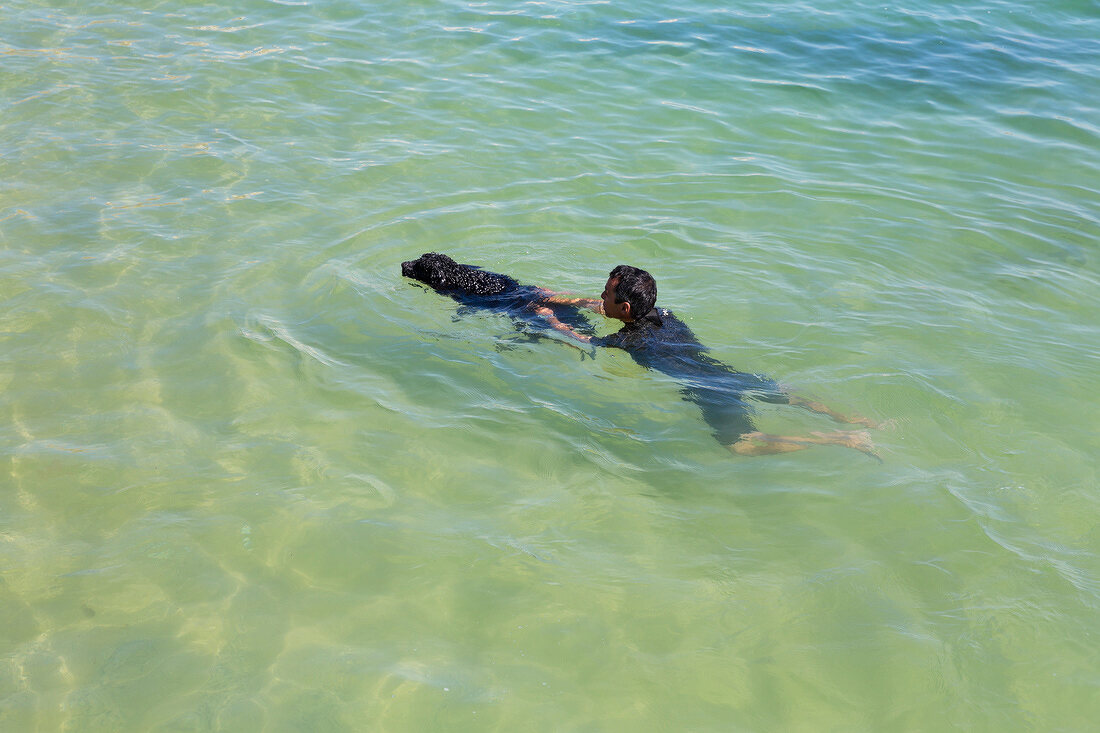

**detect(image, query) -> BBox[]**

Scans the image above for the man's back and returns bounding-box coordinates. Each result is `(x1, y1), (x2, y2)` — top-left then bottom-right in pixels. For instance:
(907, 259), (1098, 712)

(594, 308), (790, 445)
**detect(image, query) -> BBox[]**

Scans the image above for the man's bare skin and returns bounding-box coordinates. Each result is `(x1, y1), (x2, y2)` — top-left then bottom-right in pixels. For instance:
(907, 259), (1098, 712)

(531, 288), (605, 342)
(729, 429), (880, 460)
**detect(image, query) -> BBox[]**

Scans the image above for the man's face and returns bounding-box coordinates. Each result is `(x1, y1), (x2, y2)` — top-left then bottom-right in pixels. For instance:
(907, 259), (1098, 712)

(601, 277), (631, 321)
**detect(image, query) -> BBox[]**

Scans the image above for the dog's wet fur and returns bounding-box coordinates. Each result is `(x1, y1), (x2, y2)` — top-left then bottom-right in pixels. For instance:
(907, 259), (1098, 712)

(401, 252), (595, 340)
(401, 252), (518, 296)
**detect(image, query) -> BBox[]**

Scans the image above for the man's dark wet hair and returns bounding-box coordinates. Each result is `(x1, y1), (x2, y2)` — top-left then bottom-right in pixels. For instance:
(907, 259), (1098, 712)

(609, 265), (657, 319)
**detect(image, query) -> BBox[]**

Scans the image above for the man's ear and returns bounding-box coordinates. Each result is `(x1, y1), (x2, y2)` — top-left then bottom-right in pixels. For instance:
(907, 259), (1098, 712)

(620, 301), (631, 318)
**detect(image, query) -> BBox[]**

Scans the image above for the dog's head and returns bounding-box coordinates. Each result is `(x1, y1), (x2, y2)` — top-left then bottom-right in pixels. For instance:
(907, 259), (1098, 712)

(401, 252), (512, 296)
(401, 252), (460, 289)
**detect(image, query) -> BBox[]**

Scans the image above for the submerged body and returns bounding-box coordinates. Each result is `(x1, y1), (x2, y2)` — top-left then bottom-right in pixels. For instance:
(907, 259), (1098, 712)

(593, 307), (790, 444)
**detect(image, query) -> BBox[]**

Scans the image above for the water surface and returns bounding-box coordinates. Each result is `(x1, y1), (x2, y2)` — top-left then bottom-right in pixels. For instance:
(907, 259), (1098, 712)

(2, 0), (1099, 729)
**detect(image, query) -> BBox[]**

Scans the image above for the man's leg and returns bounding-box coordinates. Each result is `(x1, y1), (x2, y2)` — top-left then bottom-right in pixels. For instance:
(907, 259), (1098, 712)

(728, 430), (879, 459)
(787, 395), (879, 428)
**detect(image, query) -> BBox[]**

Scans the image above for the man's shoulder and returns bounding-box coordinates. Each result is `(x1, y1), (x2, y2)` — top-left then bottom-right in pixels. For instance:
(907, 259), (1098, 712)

(653, 308), (692, 332)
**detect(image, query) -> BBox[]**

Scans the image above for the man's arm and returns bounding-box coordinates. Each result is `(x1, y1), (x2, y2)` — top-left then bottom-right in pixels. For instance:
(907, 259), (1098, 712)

(535, 288), (603, 314)
(531, 304), (592, 343)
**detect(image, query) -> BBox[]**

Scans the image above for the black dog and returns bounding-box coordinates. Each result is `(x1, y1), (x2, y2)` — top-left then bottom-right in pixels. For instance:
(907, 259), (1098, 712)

(401, 252), (595, 342)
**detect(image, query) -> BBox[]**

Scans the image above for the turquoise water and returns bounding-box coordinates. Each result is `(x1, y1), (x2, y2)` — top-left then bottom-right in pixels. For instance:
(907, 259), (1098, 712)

(2, 0), (1099, 728)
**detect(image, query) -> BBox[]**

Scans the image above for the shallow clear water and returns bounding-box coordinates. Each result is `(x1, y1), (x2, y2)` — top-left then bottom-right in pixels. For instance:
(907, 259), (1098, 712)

(2, 0), (1099, 729)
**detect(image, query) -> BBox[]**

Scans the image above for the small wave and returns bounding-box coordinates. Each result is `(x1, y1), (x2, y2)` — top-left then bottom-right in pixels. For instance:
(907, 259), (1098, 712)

(240, 313), (347, 368)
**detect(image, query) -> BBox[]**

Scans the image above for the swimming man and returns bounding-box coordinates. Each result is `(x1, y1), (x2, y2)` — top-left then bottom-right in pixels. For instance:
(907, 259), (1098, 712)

(532, 265), (880, 458)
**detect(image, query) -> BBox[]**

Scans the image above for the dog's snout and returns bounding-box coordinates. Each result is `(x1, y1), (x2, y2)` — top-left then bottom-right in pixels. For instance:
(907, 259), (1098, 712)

(401, 260), (415, 277)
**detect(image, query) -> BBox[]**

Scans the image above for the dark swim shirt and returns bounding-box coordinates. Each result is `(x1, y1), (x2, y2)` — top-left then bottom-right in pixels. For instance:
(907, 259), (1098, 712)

(593, 308), (789, 444)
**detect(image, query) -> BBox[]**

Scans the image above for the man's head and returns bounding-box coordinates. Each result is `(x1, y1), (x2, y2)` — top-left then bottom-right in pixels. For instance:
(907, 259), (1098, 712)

(601, 265), (657, 322)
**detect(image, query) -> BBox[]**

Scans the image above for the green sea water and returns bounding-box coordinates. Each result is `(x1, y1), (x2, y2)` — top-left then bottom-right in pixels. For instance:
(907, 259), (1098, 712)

(2, 0), (1099, 729)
